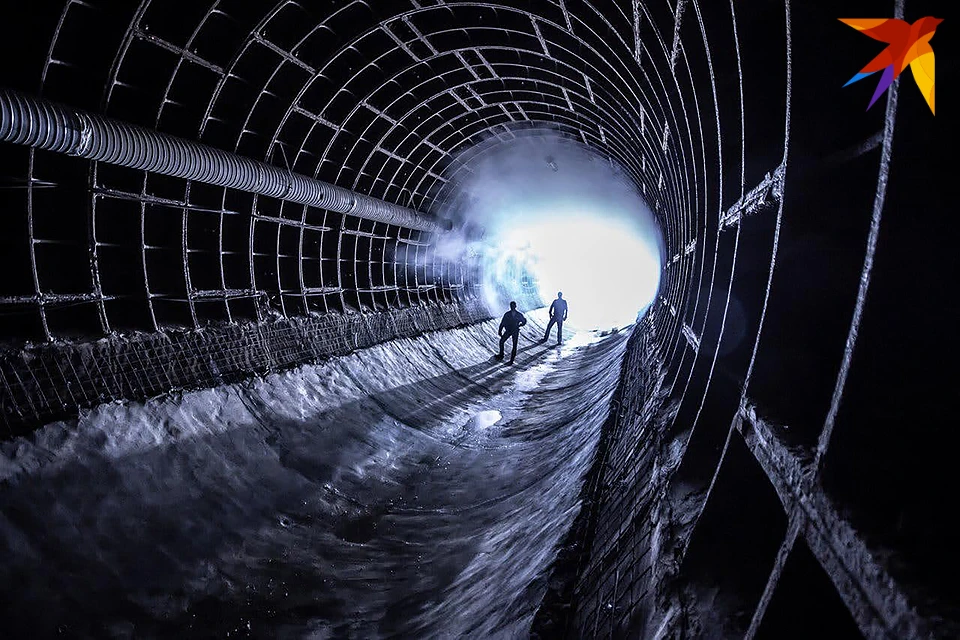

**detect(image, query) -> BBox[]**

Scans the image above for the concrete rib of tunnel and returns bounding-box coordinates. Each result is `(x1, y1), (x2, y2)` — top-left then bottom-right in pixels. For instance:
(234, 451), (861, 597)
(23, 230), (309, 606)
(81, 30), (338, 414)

(0, 1), (955, 638)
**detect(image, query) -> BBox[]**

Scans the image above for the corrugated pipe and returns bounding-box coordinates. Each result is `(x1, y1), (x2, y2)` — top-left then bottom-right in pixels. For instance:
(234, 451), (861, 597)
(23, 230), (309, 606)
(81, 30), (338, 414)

(0, 88), (449, 233)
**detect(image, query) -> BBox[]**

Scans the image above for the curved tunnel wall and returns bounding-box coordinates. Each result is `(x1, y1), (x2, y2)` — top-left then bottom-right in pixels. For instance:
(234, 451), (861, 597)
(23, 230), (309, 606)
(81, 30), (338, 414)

(0, 0), (955, 637)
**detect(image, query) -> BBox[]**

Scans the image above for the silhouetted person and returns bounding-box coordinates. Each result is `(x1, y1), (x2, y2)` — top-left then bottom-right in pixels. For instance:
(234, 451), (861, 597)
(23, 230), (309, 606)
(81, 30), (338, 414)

(543, 292), (568, 344)
(497, 301), (527, 364)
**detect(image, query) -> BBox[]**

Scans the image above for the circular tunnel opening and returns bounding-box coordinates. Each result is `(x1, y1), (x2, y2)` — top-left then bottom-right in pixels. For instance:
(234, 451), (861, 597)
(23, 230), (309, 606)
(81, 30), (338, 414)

(436, 131), (664, 331)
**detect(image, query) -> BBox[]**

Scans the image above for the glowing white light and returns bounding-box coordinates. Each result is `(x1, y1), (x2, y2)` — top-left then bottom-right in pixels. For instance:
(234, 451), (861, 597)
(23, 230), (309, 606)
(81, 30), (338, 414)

(445, 134), (664, 329)
(496, 213), (661, 329)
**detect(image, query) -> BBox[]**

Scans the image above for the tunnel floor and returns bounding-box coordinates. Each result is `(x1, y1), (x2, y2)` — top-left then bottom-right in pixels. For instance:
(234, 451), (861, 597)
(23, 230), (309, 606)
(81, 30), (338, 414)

(0, 309), (629, 638)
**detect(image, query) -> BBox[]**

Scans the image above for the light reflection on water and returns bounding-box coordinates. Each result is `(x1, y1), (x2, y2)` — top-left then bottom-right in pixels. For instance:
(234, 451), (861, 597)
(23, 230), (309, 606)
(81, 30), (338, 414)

(466, 410), (503, 430)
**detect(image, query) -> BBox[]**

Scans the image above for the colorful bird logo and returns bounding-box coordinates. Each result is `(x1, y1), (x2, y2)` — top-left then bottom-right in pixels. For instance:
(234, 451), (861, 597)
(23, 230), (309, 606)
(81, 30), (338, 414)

(840, 17), (941, 115)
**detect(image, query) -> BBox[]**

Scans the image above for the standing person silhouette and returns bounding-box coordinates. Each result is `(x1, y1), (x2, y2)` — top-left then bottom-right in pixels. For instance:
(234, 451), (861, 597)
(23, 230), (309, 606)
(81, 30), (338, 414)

(543, 292), (568, 345)
(497, 301), (527, 364)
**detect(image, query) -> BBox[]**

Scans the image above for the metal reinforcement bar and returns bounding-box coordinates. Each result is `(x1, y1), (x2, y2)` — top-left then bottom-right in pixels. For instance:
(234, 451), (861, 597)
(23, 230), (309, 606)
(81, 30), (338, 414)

(0, 88), (449, 233)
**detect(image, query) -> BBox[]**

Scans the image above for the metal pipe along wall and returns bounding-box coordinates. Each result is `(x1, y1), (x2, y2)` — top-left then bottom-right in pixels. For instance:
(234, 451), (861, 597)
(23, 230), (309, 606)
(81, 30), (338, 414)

(0, 88), (448, 233)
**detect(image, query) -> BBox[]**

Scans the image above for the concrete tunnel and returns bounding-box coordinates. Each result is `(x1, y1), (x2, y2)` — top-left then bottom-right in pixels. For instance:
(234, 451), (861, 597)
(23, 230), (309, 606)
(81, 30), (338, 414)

(0, 0), (954, 638)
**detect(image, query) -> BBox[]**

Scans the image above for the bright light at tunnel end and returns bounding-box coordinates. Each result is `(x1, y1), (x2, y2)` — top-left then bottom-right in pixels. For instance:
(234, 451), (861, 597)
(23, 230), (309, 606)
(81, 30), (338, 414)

(496, 213), (662, 331)
(439, 134), (664, 332)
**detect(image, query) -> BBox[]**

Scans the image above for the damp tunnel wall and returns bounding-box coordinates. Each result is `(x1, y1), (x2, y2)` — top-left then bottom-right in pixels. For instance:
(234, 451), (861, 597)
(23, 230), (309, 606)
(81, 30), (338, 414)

(0, 1), (955, 638)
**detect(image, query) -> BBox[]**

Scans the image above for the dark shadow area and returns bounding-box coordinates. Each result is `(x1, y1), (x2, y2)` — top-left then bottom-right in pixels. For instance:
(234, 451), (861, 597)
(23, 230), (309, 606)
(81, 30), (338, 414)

(755, 536), (863, 639)
(670, 372), (742, 493)
(819, 62), (958, 632)
(676, 431), (787, 637)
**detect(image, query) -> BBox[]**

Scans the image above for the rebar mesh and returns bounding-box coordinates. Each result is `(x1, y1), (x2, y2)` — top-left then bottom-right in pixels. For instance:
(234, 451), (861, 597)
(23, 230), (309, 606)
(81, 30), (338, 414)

(0, 297), (493, 436)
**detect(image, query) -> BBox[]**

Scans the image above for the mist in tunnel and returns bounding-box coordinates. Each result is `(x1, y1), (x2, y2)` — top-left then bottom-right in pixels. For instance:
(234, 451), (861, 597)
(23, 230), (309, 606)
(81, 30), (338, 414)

(435, 133), (664, 330)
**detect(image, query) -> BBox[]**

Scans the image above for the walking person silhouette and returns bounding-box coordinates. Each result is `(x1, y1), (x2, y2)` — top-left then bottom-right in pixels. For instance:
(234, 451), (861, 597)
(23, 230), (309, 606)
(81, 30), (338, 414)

(496, 301), (527, 364)
(543, 292), (568, 345)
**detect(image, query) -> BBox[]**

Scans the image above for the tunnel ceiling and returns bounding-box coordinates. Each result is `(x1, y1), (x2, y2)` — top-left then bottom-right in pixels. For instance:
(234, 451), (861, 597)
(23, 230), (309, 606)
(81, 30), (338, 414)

(0, 0), (780, 344)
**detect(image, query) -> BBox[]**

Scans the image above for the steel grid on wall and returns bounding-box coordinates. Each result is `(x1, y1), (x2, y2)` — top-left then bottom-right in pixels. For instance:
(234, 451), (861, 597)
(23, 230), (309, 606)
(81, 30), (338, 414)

(2, 0), (699, 346)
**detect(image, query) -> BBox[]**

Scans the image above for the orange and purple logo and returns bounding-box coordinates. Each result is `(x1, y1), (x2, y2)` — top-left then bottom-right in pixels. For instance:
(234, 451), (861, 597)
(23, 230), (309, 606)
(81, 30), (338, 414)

(840, 17), (941, 115)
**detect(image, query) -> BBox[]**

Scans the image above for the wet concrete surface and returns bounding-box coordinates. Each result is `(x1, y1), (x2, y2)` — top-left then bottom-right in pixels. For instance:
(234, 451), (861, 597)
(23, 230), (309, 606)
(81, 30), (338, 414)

(0, 309), (628, 638)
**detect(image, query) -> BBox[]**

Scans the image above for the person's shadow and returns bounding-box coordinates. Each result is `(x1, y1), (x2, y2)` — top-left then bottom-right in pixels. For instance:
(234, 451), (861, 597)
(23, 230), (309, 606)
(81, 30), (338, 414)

(490, 341), (551, 363)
